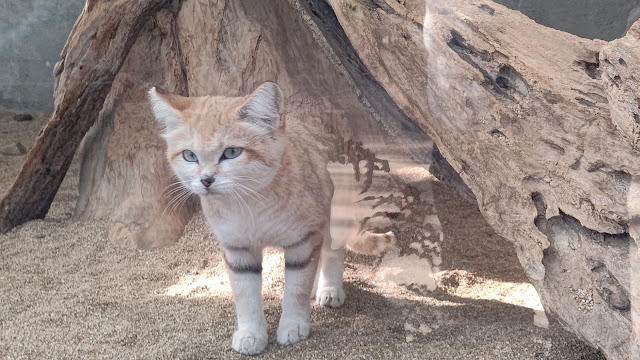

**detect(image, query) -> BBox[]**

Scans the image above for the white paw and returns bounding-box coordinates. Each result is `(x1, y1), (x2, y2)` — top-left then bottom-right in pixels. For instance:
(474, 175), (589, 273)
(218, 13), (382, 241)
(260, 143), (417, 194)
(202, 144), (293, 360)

(232, 328), (268, 356)
(316, 286), (345, 307)
(277, 321), (310, 346)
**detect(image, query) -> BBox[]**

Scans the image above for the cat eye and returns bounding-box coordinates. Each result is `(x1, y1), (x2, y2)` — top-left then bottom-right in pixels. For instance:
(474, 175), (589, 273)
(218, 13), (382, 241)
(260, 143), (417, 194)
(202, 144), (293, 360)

(221, 147), (244, 161)
(182, 149), (198, 162)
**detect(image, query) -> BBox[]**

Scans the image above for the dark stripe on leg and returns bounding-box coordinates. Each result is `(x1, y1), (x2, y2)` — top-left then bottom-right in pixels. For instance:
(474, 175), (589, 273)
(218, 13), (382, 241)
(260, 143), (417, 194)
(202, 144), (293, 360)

(285, 244), (321, 270)
(283, 231), (314, 249)
(224, 254), (262, 274)
(222, 244), (250, 252)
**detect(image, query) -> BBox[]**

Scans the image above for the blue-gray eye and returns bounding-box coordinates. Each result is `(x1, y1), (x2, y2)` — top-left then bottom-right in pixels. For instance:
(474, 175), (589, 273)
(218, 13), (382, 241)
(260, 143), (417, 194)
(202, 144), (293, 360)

(182, 149), (198, 162)
(221, 147), (243, 160)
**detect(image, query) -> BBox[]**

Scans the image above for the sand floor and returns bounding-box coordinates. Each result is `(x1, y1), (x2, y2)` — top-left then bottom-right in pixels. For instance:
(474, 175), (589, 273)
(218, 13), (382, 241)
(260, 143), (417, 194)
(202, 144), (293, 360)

(0, 111), (604, 359)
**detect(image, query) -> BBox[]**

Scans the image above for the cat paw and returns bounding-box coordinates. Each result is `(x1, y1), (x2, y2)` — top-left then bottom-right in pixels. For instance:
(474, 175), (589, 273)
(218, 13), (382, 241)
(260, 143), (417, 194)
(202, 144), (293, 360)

(232, 329), (268, 356)
(277, 321), (310, 346)
(316, 286), (345, 307)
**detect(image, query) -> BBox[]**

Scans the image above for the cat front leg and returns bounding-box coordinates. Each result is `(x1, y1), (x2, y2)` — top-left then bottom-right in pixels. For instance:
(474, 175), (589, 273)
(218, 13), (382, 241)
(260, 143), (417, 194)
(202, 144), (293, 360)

(223, 246), (268, 355)
(277, 231), (322, 346)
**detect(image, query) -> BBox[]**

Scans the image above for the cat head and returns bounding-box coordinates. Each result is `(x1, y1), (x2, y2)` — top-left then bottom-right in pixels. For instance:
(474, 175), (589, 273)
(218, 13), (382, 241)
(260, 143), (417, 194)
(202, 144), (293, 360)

(148, 81), (286, 197)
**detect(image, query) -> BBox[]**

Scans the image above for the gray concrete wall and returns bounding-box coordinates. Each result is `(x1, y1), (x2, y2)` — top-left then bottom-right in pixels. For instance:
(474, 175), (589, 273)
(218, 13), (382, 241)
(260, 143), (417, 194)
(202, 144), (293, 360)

(493, 0), (640, 41)
(0, 0), (85, 112)
(1, 1), (639, 112)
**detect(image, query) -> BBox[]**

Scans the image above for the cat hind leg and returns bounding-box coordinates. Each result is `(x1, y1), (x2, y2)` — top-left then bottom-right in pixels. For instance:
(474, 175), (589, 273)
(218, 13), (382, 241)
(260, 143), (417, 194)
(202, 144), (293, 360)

(315, 231), (345, 308)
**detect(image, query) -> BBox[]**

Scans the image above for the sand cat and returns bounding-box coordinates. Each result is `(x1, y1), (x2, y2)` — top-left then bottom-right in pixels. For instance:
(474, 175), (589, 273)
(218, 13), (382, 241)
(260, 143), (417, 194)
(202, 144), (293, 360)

(149, 82), (345, 355)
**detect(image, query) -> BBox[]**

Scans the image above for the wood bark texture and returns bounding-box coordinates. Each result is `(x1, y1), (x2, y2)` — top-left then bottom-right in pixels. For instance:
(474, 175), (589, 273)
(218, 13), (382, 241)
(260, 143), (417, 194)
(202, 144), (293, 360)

(321, 0), (639, 358)
(0, 0), (171, 233)
(2, 0), (638, 357)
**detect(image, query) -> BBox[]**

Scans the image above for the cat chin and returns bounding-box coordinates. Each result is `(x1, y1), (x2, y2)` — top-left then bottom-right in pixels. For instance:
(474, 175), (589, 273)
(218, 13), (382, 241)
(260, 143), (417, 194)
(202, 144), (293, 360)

(198, 188), (225, 197)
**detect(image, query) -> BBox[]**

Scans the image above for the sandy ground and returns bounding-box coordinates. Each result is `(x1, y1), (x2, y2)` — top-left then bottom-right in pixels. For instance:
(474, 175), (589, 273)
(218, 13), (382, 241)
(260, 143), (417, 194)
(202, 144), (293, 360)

(0, 111), (605, 359)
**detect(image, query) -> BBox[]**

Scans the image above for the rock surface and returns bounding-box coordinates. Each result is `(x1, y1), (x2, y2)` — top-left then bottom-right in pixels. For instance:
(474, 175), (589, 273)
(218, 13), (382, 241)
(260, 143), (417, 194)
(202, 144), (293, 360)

(0, 142), (27, 156)
(13, 114), (33, 122)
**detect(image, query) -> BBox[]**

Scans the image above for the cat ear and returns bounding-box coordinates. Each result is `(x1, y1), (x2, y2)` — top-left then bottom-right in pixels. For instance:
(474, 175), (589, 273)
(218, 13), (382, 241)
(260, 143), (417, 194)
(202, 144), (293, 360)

(148, 87), (185, 134)
(238, 81), (284, 129)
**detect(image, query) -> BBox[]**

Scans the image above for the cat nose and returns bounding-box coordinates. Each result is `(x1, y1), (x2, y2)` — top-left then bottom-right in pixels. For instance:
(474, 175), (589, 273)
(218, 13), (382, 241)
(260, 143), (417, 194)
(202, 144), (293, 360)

(200, 176), (215, 188)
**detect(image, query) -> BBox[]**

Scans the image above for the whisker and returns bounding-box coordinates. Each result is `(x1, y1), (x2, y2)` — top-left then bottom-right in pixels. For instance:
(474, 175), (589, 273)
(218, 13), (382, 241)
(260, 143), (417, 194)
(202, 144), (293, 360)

(236, 184), (268, 205)
(162, 180), (190, 199)
(229, 189), (242, 210)
(169, 191), (187, 212)
(231, 178), (267, 196)
(236, 186), (267, 208)
(176, 191), (194, 211)
(163, 179), (189, 190)
(233, 188), (255, 231)
(228, 189), (245, 216)
(163, 189), (189, 216)
(228, 190), (240, 211)
(162, 185), (189, 200)
(170, 191), (193, 214)
(234, 176), (267, 186)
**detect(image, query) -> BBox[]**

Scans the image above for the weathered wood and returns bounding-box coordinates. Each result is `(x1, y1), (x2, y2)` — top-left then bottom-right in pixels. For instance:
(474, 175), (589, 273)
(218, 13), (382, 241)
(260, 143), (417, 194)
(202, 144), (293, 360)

(0, 0), (171, 233)
(321, 0), (639, 358)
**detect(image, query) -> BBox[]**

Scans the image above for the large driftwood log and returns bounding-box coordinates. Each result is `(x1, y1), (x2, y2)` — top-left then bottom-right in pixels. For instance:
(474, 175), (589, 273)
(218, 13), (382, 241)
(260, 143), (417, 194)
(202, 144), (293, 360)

(0, 0), (171, 233)
(320, 0), (639, 358)
(2, 0), (638, 357)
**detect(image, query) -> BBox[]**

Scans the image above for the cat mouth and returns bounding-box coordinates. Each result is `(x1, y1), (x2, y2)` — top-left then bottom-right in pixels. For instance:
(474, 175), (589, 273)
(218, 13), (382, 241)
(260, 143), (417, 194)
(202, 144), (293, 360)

(202, 188), (219, 196)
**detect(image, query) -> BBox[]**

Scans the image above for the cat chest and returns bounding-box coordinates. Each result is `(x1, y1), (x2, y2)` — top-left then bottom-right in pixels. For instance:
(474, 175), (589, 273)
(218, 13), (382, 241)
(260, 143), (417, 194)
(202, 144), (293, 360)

(207, 208), (308, 247)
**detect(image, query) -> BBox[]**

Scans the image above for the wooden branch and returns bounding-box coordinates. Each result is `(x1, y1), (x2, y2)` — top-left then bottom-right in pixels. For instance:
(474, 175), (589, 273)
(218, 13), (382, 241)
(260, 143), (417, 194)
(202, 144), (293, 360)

(0, 0), (171, 233)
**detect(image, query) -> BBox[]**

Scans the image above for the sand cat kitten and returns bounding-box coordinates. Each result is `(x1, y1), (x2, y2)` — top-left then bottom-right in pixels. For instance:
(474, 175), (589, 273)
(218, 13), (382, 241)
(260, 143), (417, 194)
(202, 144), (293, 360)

(149, 82), (345, 355)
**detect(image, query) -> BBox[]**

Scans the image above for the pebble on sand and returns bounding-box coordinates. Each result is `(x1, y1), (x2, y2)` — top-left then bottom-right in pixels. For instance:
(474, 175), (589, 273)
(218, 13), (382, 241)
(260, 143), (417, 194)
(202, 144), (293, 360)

(1, 142), (28, 156)
(13, 113), (33, 122)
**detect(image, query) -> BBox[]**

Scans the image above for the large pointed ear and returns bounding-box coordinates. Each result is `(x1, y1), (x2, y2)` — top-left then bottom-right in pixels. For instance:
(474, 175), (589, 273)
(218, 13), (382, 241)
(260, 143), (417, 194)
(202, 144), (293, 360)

(237, 81), (284, 129)
(148, 87), (186, 134)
